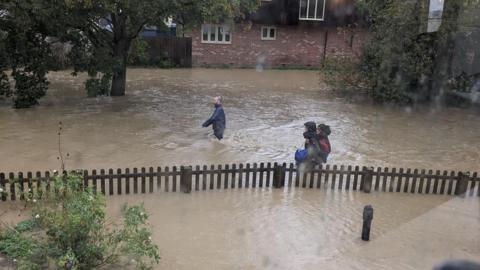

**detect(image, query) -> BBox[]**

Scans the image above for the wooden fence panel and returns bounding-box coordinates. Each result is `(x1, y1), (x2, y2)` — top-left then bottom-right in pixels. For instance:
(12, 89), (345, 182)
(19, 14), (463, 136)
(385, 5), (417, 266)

(2, 164), (480, 201)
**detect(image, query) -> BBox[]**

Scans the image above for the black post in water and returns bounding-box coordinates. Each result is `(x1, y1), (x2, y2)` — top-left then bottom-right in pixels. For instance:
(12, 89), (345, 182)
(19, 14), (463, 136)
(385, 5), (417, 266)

(362, 205), (374, 241)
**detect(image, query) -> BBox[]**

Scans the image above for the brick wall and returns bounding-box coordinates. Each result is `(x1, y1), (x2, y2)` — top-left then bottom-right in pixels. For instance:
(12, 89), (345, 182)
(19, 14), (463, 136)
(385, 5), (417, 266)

(188, 24), (368, 68)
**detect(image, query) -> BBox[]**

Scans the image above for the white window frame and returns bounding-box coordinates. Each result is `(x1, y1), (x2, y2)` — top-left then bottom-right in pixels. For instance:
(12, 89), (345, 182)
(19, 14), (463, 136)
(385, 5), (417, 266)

(201, 24), (232, 44)
(261, 26), (276, 40)
(299, 0), (326, 21)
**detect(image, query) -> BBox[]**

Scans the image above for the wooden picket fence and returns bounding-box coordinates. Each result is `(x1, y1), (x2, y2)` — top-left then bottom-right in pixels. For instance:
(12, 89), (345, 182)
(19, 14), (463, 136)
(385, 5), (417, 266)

(1, 163), (479, 201)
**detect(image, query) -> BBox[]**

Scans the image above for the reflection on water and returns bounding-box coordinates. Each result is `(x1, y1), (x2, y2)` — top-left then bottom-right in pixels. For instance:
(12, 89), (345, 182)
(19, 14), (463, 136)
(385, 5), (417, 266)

(0, 68), (479, 172)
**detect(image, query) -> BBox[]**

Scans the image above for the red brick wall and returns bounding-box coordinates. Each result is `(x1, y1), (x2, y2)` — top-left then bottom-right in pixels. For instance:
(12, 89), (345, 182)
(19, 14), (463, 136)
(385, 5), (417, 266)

(188, 24), (368, 68)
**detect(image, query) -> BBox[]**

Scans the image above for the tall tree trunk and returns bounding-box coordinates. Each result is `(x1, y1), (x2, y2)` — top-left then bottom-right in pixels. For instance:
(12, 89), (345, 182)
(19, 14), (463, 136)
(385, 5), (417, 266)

(111, 39), (129, 96)
(110, 13), (131, 96)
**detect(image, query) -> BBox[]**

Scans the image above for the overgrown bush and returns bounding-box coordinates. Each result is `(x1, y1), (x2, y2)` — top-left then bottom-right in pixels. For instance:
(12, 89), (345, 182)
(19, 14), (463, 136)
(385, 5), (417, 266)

(320, 54), (372, 93)
(11, 70), (49, 108)
(85, 73), (112, 97)
(0, 173), (160, 270)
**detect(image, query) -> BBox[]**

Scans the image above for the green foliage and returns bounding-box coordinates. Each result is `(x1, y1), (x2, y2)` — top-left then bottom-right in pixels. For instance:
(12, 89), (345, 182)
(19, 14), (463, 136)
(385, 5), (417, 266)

(12, 70), (49, 108)
(85, 73), (112, 97)
(351, 0), (480, 104)
(128, 39), (150, 66)
(0, 0), (55, 108)
(0, 71), (11, 98)
(320, 54), (372, 93)
(0, 173), (160, 270)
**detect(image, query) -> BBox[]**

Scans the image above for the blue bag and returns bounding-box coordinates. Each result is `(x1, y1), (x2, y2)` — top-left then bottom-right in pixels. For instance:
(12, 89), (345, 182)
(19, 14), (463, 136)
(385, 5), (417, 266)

(295, 149), (308, 163)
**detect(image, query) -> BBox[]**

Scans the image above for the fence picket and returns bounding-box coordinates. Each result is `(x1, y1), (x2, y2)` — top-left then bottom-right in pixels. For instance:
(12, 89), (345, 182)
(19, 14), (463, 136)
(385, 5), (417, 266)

(224, 164), (230, 189)
(403, 169), (411, 193)
(209, 165), (215, 190)
(352, 166), (359, 190)
(432, 170), (441, 194)
(202, 165), (208, 191)
(117, 168), (122, 195)
(238, 164), (244, 189)
(374, 167), (381, 191)
(266, 163), (272, 188)
(133, 168), (139, 194)
(125, 168), (131, 194)
(447, 171), (455, 195)
(141, 167), (146, 194)
(195, 165), (200, 191)
(411, 169), (418, 193)
(36, 171), (42, 196)
(0, 173), (6, 201)
(99, 169), (106, 195)
(252, 163), (258, 188)
(331, 165), (338, 190)
(172, 166), (178, 192)
(324, 164), (331, 189)
(338, 165), (345, 190)
(259, 163), (265, 188)
(381, 167), (388, 192)
(345, 165), (352, 190)
(92, 170), (98, 194)
(425, 169), (433, 194)
(217, 165), (222, 190)
(396, 168), (403, 192)
(469, 172), (477, 197)
(108, 169), (114, 195)
(232, 164), (237, 189)
(149, 167), (154, 193)
(245, 164), (251, 188)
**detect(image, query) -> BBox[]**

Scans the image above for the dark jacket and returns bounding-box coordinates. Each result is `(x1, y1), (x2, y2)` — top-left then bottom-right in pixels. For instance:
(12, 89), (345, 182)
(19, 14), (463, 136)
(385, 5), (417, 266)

(202, 104), (226, 140)
(303, 121), (324, 165)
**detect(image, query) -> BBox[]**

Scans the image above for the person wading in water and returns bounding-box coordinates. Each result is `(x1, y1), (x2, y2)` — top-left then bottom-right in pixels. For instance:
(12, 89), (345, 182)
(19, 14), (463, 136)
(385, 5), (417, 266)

(202, 96), (226, 140)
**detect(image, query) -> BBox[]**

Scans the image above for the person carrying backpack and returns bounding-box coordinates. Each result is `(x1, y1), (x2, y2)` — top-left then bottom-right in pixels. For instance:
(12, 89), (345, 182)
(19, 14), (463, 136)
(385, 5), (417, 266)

(317, 124), (331, 163)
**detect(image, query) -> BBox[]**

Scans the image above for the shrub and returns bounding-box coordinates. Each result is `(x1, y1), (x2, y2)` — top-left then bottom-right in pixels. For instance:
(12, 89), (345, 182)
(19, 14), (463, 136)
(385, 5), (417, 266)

(0, 173), (160, 270)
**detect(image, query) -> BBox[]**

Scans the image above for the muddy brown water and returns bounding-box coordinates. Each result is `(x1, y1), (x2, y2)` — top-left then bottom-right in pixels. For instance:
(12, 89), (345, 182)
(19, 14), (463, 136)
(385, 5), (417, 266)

(0, 190), (479, 270)
(0, 68), (479, 172)
(1, 69), (479, 269)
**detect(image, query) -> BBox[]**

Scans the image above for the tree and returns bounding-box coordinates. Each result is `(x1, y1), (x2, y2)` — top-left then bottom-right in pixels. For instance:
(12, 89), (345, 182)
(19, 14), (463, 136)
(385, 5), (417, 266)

(324, 0), (480, 104)
(1, 0), (260, 106)
(68, 0), (259, 96)
(0, 0), (56, 108)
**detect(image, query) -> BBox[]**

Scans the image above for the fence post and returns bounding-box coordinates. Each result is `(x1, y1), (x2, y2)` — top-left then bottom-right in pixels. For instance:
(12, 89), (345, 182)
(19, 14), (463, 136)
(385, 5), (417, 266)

(180, 166), (192, 194)
(362, 167), (373, 193)
(455, 172), (469, 196)
(273, 164), (286, 188)
(362, 205), (374, 241)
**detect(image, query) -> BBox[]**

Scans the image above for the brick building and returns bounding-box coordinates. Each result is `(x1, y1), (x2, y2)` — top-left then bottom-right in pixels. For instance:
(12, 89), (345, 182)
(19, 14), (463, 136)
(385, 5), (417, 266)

(187, 0), (368, 68)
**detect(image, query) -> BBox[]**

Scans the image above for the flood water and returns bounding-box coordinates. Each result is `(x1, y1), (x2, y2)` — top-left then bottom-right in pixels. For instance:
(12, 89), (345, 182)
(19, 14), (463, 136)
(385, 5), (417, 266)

(1, 69), (479, 269)
(1, 68), (480, 172)
(1, 190), (479, 269)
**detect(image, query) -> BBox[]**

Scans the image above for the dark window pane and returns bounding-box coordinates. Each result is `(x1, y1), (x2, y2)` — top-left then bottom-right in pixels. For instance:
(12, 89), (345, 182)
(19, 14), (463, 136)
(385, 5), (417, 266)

(299, 0), (308, 18)
(316, 0), (325, 19)
(218, 26), (223, 42)
(263, 28), (268, 38)
(202, 25), (209, 41)
(308, 0), (317, 18)
(210, 25), (216, 41)
(270, 28), (275, 38)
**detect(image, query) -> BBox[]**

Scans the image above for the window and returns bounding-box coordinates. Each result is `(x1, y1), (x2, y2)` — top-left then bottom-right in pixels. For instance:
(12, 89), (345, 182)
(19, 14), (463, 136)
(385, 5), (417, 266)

(261, 26), (276, 40)
(201, 24), (231, 44)
(299, 0), (326, 21)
